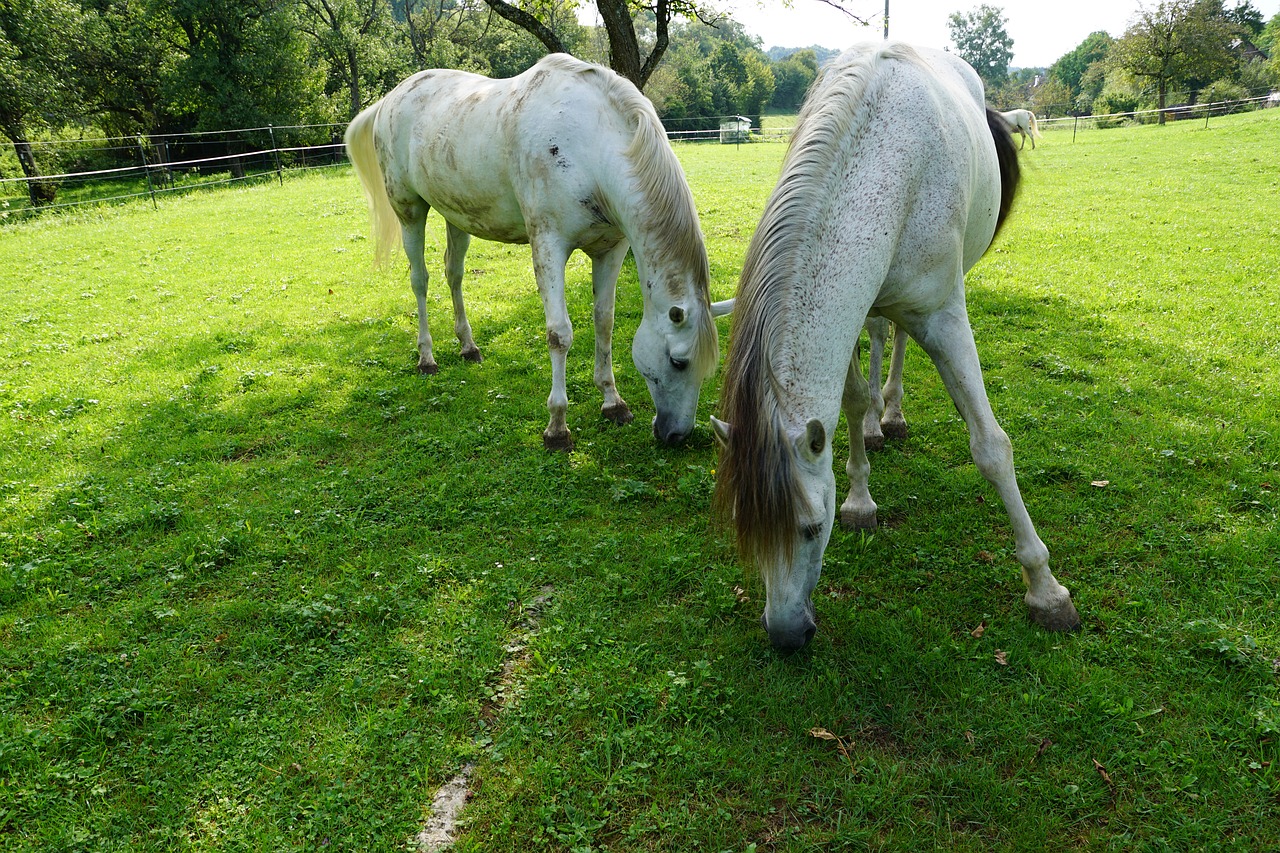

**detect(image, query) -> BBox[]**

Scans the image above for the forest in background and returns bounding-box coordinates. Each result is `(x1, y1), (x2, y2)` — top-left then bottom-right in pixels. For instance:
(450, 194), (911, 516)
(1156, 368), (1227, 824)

(3, 0), (1279, 206)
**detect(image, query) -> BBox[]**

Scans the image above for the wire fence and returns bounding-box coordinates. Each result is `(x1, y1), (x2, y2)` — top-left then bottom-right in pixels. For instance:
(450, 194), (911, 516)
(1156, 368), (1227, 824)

(3, 92), (1276, 220)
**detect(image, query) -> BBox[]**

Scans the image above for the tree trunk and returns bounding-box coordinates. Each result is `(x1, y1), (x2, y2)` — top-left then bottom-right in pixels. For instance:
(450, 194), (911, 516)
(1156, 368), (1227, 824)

(348, 49), (363, 117)
(1158, 79), (1168, 125)
(10, 137), (58, 207)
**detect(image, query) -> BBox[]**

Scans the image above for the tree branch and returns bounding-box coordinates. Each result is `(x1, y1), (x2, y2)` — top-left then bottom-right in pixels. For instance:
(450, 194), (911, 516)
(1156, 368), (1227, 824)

(481, 0), (566, 54)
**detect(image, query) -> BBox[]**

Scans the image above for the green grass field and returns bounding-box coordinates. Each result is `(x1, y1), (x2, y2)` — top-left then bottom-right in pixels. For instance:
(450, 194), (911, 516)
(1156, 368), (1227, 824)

(2, 109), (1279, 851)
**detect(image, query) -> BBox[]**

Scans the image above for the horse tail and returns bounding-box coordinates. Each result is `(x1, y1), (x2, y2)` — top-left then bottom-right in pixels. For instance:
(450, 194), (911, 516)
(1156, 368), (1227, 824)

(345, 99), (401, 267)
(1028, 111), (1042, 138)
(985, 107), (1021, 241)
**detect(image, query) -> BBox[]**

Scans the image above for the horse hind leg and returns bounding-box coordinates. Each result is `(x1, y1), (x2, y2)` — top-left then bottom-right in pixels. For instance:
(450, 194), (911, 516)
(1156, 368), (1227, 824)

(589, 242), (633, 426)
(909, 299), (1080, 631)
(879, 322), (908, 442)
(840, 348), (879, 530)
(400, 210), (438, 375)
(444, 222), (482, 363)
(861, 318), (889, 451)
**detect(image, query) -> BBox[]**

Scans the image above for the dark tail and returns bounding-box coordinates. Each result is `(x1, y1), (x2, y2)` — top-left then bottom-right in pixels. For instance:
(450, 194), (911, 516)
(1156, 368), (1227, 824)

(985, 107), (1021, 241)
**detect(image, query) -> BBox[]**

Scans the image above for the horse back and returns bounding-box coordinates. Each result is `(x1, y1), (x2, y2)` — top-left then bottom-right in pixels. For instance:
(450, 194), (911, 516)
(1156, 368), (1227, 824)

(371, 58), (635, 244)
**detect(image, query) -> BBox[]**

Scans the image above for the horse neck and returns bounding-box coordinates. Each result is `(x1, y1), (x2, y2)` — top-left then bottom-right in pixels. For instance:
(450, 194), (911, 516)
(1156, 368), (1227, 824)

(610, 189), (708, 311)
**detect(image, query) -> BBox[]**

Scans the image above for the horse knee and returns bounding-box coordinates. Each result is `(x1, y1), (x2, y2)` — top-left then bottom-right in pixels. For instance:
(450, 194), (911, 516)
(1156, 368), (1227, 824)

(546, 325), (572, 354)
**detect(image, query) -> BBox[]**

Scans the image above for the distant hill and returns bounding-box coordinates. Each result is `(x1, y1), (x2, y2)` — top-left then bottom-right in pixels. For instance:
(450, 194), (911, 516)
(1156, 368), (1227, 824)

(766, 45), (843, 64)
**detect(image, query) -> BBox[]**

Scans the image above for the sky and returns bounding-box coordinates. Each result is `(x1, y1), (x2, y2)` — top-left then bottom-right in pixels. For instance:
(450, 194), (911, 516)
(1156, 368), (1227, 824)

(720, 0), (1280, 68)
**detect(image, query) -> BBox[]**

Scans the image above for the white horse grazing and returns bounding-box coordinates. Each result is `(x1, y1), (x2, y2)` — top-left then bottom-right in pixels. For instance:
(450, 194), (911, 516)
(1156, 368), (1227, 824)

(999, 108), (1041, 149)
(712, 42), (1079, 651)
(345, 53), (730, 450)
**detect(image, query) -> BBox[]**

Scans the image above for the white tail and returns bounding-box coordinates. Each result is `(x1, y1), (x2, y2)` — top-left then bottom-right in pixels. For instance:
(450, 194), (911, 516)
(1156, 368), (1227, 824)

(344, 101), (402, 267)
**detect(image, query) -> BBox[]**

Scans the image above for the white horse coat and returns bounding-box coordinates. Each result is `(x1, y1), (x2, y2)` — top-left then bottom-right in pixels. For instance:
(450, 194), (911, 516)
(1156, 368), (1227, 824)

(346, 54), (726, 450)
(713, 43), (1079, 651)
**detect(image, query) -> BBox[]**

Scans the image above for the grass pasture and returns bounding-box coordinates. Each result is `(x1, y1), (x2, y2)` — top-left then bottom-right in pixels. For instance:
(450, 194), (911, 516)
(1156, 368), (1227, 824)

(2, 109), (1279, 851)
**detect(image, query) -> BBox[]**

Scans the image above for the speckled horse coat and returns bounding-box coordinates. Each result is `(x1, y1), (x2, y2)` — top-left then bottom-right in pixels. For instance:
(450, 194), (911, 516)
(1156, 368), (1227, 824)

(712, 42), (1080, 651)
(345, 53), (727, 450)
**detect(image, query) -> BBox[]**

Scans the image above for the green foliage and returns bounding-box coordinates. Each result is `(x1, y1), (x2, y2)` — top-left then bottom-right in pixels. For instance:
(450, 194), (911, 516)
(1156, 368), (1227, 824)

(3, 63), (1280, 853)
(1109, 0), (1240, 117)
(1048, 30), (1114, 110)
(769, 49), (819, 111)
(947, 3), (1014, 89)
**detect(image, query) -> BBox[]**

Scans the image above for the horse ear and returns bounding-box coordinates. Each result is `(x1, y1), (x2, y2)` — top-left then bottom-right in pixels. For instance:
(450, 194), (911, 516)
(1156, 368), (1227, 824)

(797, 418), (826, 463)
(710, 298), (735, 317)
(710, 416), (732, 448)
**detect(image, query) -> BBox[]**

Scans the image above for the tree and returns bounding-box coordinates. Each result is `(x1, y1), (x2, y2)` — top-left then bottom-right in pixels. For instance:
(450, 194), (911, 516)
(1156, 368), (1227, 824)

(296, 0), (402, 118)
(1258, 11), (1279, 55)
(0, 0), (85, 205)
(1049, 31), (1114, 99)
(770, 49), (818, 110)
(947, 4), (1013, 89)
(1109, 0), (1239, 123)
(164, 0), (331, 134)
(483, 0), (708, 90)
(1224, 0), (1264, 36)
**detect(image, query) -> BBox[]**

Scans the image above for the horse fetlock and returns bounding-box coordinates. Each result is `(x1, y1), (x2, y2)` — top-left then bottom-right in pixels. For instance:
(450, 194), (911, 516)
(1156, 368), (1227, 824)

(601, 401), (634, 426)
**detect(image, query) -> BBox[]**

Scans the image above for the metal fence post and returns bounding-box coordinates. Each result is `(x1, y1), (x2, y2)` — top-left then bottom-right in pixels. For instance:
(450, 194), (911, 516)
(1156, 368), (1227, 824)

(269, 124), (284, 185)
(138, 136), (158, 209)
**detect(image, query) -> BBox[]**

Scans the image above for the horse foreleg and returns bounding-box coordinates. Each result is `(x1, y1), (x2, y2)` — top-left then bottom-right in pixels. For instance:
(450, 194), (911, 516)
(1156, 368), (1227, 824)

(401, 214), (437, 375)
(531, 236), (575, 451)
(444, 222), (482, 363)
(862, 317), (889, 451)
(840, 346), (879, 530)
(910, 298), (1080, 632)
(589, 242), (633, 426)
(880, 322), (908, 441)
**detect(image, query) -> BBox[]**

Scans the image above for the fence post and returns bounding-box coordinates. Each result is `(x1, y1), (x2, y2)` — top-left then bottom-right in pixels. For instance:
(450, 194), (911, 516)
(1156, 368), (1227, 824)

(269, 124), (284, 186)
(1073, 116), (1078, 144)
(138, 136), (158, 209)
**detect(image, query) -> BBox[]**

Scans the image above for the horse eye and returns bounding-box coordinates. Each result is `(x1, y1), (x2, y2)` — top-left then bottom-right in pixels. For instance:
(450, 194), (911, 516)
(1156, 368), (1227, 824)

(801, 523), (823, 542)
(670, 356), (689, 372)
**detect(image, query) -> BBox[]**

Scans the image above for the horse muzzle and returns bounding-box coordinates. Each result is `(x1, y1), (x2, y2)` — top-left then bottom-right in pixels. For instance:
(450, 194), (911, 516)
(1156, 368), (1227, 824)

(761, 603), (817, 653)
(651, 414), (691, 447)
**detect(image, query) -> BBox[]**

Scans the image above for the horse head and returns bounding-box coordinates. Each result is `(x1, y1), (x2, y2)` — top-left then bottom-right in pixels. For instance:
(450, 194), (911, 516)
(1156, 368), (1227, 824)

(633, 297), (732, 445)
(712, 415), (835, 652)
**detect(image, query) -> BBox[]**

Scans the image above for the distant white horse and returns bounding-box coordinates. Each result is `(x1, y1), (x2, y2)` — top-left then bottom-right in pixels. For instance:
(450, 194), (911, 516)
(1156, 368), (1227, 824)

(712, 42), (1079, 651)
(345, 53), (731, 451)
(999, 108), (1041, 149)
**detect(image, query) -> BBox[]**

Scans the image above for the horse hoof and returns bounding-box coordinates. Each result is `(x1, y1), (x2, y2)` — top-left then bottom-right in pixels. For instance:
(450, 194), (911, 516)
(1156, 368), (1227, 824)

(418, 361), (439, 376)
(461, 346), (483, 364)
(543, 431), (574, 452)
(1028, 598), (1081, 632)
(601, 403), (634, 426)
(839, 507), (878, 531)
(881, 420), (908, 442)
(863, 433), (886, 452)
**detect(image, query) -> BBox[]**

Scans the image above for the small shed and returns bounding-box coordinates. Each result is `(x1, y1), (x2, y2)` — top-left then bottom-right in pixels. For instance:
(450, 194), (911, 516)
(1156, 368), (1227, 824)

(719, 116), (752, 144)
